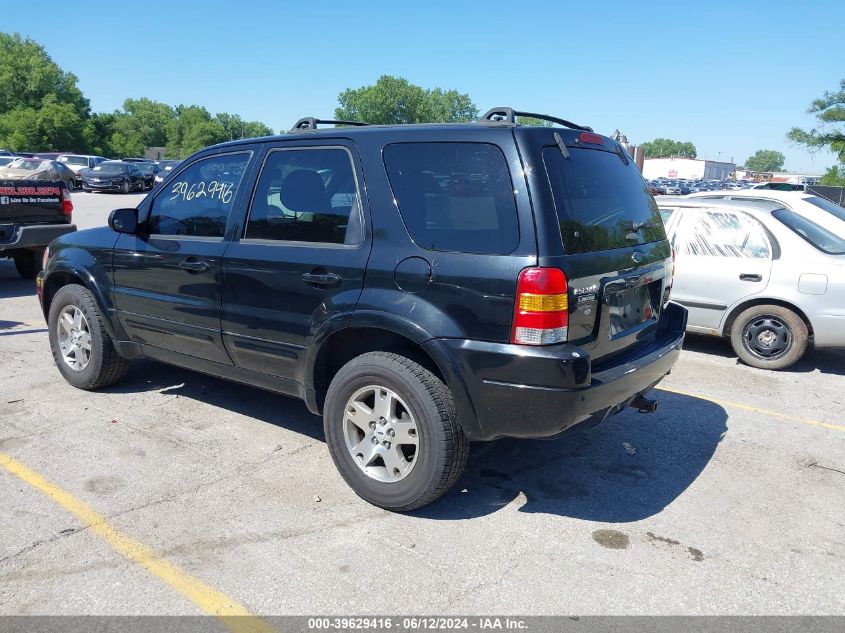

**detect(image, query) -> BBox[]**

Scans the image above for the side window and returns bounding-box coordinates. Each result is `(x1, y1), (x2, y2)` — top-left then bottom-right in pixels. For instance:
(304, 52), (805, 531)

(677, 210), (771, 259)
(383, 142), (519, 254)
(244, 147), (362, 245)
(148, 152), (250, 238)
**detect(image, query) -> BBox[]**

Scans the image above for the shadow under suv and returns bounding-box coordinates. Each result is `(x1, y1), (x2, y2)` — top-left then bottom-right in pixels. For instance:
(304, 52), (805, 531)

(37, 108), (687, 511)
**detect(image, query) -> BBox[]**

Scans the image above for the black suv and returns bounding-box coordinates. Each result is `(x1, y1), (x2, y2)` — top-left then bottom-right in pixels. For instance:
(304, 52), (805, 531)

(37, 108), (686, 511)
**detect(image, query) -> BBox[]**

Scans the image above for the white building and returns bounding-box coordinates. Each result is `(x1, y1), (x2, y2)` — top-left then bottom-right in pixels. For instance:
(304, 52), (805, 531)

(643, 157), (736, 180)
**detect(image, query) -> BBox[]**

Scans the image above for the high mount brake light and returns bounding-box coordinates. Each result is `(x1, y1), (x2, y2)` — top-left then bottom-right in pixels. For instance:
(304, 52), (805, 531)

(512, 268), (569, 346)
(578, 132), (605, 145)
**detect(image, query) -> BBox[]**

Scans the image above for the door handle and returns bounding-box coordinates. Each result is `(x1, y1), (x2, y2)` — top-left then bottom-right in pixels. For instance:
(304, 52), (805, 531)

(302, 272), (342, 288)
(739, 273), (762, 282)
(179, 259), (209, 273)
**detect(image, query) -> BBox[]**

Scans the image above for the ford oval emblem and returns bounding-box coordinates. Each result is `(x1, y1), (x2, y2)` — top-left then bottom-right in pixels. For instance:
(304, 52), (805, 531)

(631, 251), (644, 264)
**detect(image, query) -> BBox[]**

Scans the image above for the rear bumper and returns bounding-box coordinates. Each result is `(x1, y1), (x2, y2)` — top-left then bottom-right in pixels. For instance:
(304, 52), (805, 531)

(427, 302), (687, 440)
(0, 223), (76, 253)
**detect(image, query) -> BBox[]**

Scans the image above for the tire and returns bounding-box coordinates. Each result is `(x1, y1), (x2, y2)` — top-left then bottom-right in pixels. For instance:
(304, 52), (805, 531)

(122, 181), (130, 194)
(48, 284), (129, 390)
(730, 304), (808, 370)
(13, 250), (42, 279)
(323, 352), (469, 511)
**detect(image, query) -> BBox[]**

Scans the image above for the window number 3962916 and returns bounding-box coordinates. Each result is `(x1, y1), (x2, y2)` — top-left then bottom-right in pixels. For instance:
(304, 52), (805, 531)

(170, 180), (233, 204)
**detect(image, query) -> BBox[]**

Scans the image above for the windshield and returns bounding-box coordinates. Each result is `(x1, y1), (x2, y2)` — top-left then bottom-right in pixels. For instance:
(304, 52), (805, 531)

(804, 196), (845, 223)
(772, 208), (845, 255)
(60, 156), (88, 166)
(543, 147), (666, 253)
(94, 163), (128, 174)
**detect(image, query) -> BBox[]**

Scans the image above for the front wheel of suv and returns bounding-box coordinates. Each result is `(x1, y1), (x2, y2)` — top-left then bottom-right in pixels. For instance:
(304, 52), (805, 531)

(730, 304), (808, 370)
(48, 284), (129, 389)
(323, 352), (469, 512)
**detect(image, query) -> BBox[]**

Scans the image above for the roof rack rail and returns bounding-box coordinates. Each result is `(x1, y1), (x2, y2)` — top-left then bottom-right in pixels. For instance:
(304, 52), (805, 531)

(479, 107), (593, 132)
(290, 117), (369, 131)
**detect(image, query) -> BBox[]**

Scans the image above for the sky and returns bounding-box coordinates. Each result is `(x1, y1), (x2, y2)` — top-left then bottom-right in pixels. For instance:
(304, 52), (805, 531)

(3, 0), (842, 173)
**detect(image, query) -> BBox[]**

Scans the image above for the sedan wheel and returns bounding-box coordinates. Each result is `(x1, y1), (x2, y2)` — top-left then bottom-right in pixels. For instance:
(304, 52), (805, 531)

(122, 181), (130, 194)
(730, 304), (808, 370)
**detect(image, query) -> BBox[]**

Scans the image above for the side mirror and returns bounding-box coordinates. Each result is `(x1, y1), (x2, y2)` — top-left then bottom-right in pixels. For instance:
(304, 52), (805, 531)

(109, 207), (139, 234)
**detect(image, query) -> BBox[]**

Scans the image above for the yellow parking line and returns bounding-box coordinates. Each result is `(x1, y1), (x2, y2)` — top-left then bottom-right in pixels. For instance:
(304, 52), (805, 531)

(0, 452), (275, 633)
(656, 386), (845, 432)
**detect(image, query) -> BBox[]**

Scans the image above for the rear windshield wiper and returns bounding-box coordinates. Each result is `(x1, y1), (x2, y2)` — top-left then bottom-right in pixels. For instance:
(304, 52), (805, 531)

(630, 220), (660, 231)
(553, 132), (569, 159)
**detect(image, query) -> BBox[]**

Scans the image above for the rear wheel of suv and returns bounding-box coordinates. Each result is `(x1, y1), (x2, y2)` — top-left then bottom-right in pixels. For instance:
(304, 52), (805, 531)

(48, 284), (129, 389)
(323, 352), (469, 511)
(730, 304), (808, 370)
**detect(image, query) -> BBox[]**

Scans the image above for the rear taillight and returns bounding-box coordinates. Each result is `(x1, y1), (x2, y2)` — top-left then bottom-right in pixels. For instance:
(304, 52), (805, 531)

(61, 188), (73, 220)
(512, 267), (569, 345)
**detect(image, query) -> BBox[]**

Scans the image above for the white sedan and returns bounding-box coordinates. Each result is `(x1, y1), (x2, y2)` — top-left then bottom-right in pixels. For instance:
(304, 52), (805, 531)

(656, 196), (845, 370)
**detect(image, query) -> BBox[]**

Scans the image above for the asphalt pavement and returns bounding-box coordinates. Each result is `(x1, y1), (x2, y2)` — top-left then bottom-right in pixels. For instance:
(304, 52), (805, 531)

(0, 192), (843, 616)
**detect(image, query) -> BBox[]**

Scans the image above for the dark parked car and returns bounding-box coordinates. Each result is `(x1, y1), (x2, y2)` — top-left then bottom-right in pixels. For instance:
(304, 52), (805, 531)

(37, 108), (686, 511)
(81, 161), (145, 193)
(154, 160), (182, 185)
(135, 161), (158, 190)
(0, 158), (77, 191)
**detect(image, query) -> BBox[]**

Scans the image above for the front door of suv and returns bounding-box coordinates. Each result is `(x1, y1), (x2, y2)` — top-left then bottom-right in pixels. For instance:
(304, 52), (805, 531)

(112, 151), (253, 364)
(220, 143), (370, 385)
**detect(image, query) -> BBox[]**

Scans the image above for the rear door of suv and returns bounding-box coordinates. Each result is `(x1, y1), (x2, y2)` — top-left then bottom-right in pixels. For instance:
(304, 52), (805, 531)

(219, 140), (371, 385)
(516, 127), (673, 366)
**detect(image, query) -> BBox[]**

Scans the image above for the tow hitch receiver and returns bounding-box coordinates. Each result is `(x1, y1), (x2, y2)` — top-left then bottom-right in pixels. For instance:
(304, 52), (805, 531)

(630, 396), (658, 414)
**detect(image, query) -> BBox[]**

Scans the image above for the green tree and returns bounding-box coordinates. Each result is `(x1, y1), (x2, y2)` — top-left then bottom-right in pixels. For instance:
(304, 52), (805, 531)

(515, 115), (553, 127)
(166, 105), (228, 157)
(215, 113), (274, 140)
(113, 98), (175, 149)
(0, 33), (88, 117)
(640, 138), (697, 158)
(0, 32), (91, 151)
(0, 96), (87, 151)
(819, 165), (845, 186)
(745, 149), (785, 173)
(788, 79), (845, 163)
(335, 75), (478, 125)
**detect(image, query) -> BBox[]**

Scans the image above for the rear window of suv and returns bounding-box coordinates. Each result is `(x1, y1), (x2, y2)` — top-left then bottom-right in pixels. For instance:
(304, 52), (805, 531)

(383, 142), (519, 254)
(543, 147), (666, 254)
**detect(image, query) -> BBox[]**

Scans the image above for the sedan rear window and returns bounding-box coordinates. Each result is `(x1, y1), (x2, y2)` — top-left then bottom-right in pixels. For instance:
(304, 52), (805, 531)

(383, 142), (519, 254)
(543, 147), (666, 254)
(805, 196), (845, 223)
(772, 208), (845, 255)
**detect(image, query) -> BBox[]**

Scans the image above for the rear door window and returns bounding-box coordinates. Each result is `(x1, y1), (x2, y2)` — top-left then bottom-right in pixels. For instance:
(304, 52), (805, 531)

(677, 210), (771, 259)
(383, 142), (519, 254)
(244, 147), (363, 245)
(543, 147), (665, 253)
